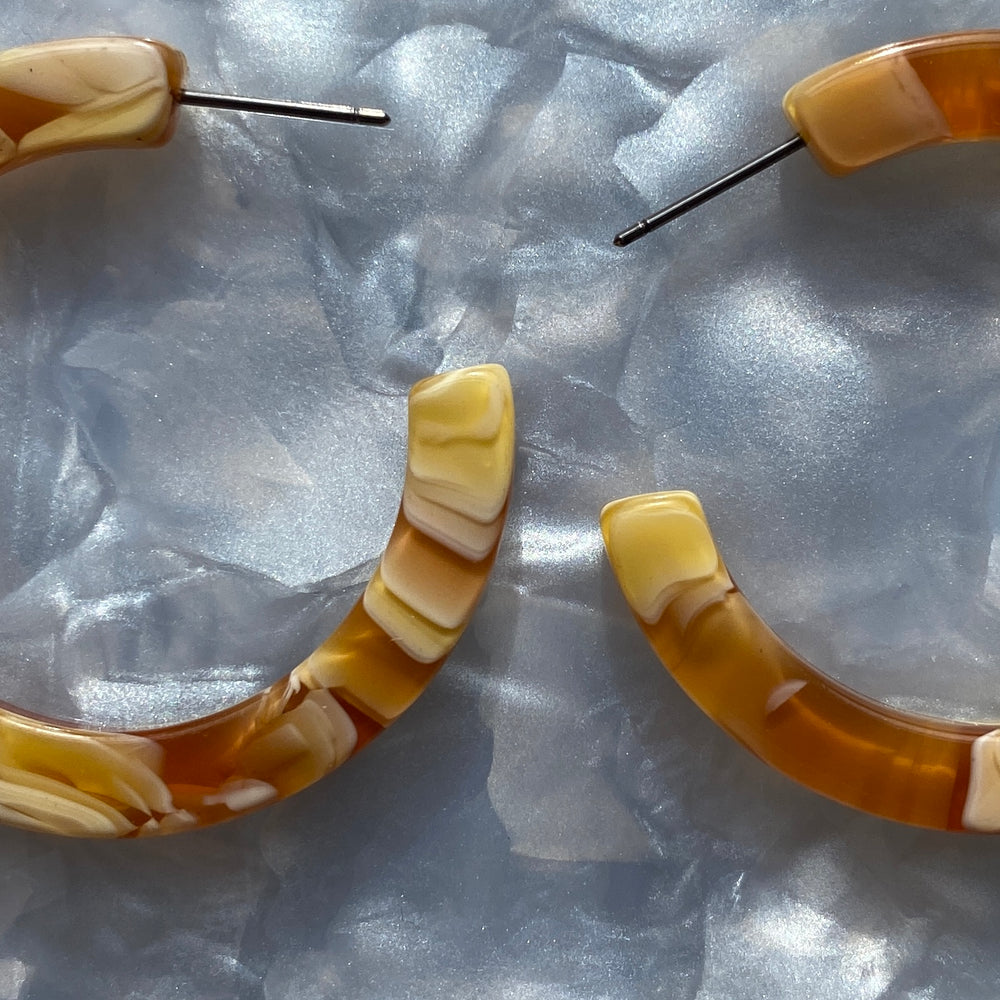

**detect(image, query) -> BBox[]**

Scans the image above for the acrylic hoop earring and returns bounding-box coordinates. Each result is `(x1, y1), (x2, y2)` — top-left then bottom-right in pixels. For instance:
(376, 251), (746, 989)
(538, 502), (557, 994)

(615, 30), (1000, 245)
(0, 35), (389, 181)
(601, 493), (1000, 832)
(604, 31), (1000, 832)
(0, 364), (514, 838)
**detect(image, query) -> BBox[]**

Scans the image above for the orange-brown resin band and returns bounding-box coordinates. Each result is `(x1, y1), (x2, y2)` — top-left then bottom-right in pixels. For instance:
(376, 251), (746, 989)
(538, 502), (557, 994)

(784, 30), (1000, 175)
(0, 364), (515, 838)
(602, 491), (1000, 832)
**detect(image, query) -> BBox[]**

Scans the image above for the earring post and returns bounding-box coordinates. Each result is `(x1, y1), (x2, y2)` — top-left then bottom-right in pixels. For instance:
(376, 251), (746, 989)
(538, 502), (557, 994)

(613, 135), (806, 247)
(178, 90), (390, 126)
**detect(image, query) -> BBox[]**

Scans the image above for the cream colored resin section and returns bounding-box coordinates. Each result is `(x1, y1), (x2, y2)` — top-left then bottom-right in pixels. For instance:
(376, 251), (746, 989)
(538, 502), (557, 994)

(600, 491), (724, 624)
(0, 365), (513, 838)
(0, 37), (186, 175)
(963, 730), (1000, 832)
(359, 364), (514, 663)
(400, 367), (515, 560)
(602, 490), (995, 831)
(784, 31), (1000, 175)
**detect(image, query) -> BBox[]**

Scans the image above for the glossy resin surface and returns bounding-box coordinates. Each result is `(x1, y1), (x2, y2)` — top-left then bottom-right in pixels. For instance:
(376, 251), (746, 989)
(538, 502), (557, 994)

(784, 30), (1000, 174)
(602, 491), (1000, 832)
(0, 364), (514, 837)
(0, 36), (185, 176)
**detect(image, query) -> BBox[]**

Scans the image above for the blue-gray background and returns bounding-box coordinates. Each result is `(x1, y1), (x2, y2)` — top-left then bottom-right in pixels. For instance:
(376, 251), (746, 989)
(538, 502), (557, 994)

(0, 1), (998, 997)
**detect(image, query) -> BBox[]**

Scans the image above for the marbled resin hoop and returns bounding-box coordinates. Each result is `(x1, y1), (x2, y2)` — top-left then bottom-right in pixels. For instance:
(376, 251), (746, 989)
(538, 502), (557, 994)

(602, 30), (1000, 832)
(783, 30), (1000, 176)
(601, 492), (1000, 832)
(0, 364), (514, 838)
(0, 35), (389, 177)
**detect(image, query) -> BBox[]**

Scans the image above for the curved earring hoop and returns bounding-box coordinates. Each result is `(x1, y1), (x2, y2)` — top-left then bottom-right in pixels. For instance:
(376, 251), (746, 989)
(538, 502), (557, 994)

(614, 30), (1000, 244)
(0, 364), (514, 838)
(0, 35), (389, 179)
(601, 491), (1000, 833)
(605, 30), (1000, 829)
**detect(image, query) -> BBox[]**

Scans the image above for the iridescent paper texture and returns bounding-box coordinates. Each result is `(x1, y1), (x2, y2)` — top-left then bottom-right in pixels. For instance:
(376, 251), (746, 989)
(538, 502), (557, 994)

(0, 0), (999, 997)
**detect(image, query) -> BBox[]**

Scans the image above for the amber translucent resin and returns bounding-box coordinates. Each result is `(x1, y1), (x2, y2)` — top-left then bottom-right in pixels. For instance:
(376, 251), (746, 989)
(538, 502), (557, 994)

(601, 491), (1000, 832)
(0, 37), (186, 176)
(784, 31), (1000, 175)
(0, 365), (514, 838)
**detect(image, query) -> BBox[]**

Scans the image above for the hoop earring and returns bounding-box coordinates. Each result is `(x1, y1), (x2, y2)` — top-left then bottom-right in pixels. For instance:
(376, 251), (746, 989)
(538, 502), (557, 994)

(614, 30), (1000, 245)
(0, 364), (514, 838)
(600, 493), (1000, 832)
(0, 35), (389, 179)
(602, 31), (1000, 832)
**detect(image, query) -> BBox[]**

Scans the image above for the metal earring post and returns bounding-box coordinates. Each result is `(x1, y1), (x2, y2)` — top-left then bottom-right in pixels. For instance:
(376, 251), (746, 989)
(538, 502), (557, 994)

(613, 135), (806, 246)
(177, 90), (390, 126)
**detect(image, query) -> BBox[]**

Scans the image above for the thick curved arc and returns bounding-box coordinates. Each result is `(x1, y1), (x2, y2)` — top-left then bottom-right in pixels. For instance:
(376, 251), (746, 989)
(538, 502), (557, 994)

(0, 364), (514, 838)
(601, 490), (1000, 832)
(0, 37), (185, 178)
(783, 30), (1000, 176)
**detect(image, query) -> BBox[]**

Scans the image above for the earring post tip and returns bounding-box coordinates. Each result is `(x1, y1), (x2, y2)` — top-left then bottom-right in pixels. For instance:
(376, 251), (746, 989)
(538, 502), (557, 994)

(612, 223), (646, 247)
(358, 108), (391, 126)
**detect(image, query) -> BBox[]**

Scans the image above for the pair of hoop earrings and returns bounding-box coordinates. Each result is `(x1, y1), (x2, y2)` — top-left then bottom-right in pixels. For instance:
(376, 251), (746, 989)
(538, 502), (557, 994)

(0, 32), (996, 838)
